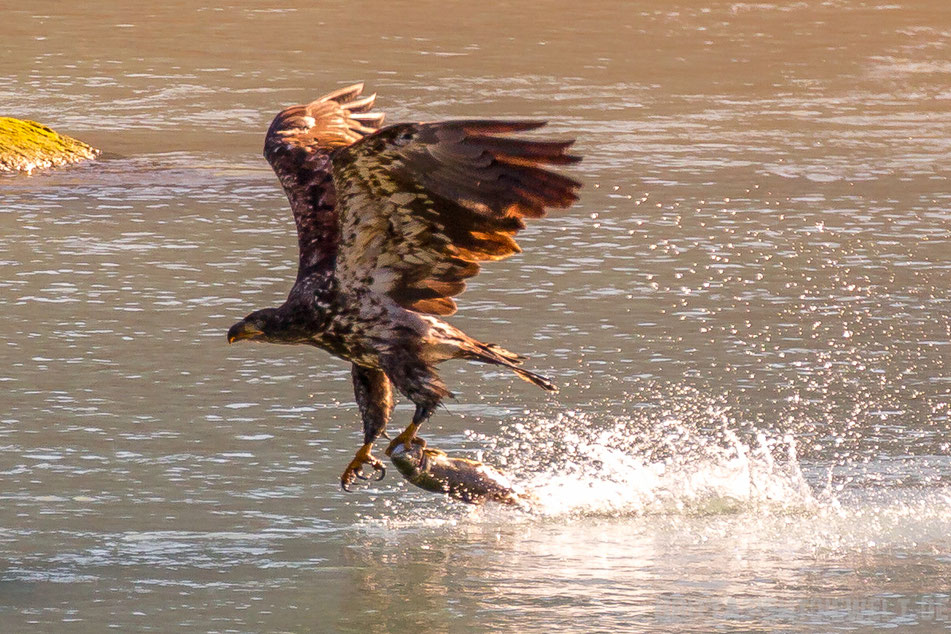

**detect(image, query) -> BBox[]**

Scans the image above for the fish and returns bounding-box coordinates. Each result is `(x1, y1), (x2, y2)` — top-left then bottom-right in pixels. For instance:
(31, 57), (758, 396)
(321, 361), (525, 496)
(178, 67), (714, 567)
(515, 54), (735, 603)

(388, 444), (534, 509)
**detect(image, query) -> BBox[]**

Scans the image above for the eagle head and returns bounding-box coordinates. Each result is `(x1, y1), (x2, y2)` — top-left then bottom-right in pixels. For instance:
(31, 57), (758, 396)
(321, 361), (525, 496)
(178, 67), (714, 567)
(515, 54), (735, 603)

(227, 308), (282, 344)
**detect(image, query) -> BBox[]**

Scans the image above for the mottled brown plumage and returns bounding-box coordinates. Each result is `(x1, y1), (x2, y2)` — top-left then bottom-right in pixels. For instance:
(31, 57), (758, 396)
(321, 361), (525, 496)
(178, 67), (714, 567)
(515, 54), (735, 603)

(227, 84), (581, 490)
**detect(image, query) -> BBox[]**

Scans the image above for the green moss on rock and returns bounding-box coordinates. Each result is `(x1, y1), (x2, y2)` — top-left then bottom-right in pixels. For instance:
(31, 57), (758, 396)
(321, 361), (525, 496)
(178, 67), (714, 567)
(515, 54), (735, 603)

(0, 117), (100, 173)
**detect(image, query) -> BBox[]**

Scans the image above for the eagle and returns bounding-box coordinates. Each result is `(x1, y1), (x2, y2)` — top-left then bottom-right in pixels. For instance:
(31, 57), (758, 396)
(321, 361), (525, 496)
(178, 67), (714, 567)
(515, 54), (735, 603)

(227, 84), (582, 490)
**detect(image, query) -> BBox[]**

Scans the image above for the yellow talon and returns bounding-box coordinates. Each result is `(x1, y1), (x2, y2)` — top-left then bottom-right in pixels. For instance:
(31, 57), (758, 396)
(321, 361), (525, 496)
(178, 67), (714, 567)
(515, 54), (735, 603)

(384, 423), (425, 457)
(340, 442), (385, 491)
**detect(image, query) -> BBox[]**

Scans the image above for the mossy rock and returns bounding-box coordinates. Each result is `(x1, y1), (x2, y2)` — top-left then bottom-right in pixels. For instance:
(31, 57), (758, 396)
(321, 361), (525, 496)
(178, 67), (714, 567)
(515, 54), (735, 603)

(0, 117), (100, 173)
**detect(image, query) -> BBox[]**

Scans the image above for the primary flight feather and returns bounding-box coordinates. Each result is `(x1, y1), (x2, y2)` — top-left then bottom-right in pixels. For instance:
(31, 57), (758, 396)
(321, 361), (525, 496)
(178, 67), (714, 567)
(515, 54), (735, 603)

(227, 83), (582, 490)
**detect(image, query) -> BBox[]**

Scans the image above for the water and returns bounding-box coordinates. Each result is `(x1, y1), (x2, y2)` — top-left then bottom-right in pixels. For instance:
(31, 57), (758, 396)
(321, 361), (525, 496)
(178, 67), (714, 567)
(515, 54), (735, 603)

(2, 1), (950, 631)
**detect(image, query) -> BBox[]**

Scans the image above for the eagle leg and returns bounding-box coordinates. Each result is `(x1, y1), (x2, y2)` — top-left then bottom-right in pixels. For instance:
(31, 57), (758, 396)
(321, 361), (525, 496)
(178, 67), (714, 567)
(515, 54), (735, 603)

(342, 365), (394, 491)
(380, 357), (447, 456)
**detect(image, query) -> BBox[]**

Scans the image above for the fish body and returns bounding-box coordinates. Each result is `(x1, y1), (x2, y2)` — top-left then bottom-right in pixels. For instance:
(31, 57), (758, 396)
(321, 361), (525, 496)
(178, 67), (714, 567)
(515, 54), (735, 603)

(389, 444), (533, 508)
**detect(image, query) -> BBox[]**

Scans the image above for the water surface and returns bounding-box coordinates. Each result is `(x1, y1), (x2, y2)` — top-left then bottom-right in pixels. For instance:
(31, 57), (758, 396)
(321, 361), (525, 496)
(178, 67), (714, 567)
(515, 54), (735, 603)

(2, 1), (950, 631)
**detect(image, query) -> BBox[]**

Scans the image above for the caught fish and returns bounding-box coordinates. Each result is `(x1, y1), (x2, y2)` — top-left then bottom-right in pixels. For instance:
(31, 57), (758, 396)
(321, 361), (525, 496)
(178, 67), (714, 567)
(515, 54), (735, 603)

(389, 444), (534, 508)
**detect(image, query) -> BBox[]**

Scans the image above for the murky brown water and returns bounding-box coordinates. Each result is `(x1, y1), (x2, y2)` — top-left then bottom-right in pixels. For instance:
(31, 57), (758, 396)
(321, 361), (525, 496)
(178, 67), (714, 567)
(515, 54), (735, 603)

(3, 1), (951, 631)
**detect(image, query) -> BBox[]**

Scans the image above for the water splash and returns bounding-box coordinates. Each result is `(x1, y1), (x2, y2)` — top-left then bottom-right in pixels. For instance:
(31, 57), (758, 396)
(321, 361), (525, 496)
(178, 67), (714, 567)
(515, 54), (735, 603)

(468, 409), (815, 518)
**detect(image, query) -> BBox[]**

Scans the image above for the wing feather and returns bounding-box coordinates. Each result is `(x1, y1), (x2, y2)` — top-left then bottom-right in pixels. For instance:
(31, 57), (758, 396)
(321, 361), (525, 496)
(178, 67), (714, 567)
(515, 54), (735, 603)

(262, 84), (385, 278)
(331, 119), (582, 315)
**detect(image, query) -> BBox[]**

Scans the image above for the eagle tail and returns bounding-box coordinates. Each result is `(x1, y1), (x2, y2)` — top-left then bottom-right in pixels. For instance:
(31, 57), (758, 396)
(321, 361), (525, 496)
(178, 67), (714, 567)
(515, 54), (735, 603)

(464, 340), (558, 393)
(511, 366), (558, 392)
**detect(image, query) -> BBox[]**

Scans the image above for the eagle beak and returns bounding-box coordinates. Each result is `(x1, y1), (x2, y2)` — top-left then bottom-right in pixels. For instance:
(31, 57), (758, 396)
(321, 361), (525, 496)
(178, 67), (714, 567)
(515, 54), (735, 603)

(227, 322), (264, 344)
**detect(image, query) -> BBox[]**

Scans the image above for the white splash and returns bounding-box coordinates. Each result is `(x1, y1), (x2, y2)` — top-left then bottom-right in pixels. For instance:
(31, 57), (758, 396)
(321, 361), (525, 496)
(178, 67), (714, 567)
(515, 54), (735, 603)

(362, 402), (951, 559)
(469, 411), (816, 518)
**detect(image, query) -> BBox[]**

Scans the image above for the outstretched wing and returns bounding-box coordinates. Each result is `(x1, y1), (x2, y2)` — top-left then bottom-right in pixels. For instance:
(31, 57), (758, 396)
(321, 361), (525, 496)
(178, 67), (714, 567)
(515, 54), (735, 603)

(263, 84), (385, 278)
(330, 120), (582, 315)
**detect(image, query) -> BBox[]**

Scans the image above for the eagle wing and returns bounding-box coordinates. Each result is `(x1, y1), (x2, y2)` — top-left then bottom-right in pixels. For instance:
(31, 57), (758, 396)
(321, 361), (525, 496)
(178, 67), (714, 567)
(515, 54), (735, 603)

(263, 84), (385, 278)
(330, 120), (582, 315)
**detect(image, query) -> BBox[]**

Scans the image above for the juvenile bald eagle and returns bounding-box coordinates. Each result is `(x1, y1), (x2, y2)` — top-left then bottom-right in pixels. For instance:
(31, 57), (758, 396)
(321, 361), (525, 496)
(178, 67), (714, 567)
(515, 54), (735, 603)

(227, 84), (581, 490)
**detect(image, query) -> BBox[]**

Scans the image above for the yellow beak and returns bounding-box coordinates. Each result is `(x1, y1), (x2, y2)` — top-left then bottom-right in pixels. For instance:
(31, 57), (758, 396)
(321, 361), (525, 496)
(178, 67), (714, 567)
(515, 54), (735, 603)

(227, 322), (263, 344)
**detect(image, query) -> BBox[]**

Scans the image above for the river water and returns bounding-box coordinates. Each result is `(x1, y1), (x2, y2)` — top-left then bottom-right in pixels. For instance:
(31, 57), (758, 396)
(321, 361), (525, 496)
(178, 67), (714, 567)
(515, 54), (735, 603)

(2, 1), (950, 631)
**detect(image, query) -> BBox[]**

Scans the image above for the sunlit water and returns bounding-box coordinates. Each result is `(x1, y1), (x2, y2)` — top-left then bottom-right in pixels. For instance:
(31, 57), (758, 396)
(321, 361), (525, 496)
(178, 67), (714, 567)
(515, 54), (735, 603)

(2, 1), (951, 631)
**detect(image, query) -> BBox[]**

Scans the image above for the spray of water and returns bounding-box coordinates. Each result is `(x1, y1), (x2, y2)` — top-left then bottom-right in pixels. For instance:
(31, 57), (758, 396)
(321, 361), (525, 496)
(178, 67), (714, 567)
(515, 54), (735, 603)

(363, 387), (951, 558)
(467, 408), (816, 518)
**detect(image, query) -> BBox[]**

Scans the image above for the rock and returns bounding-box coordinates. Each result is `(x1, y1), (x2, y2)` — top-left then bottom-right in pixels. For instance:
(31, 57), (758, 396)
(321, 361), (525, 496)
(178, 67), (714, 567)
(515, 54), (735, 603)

(0, 117), (100, 173)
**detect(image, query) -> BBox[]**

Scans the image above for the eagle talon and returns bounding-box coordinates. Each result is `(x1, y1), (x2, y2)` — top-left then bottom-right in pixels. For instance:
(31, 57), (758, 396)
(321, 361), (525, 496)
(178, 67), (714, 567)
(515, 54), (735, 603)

(385, 424), (426, 457)
(354, 462), (386, 481)
(340, 443), (385, 491)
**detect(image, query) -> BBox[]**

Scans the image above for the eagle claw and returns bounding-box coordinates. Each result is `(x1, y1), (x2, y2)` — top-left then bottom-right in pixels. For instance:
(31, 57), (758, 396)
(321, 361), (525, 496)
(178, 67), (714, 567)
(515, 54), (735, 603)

(354, 462), (386, 482)
(340, 445), (386, 491)
(384, 423), (427, 457)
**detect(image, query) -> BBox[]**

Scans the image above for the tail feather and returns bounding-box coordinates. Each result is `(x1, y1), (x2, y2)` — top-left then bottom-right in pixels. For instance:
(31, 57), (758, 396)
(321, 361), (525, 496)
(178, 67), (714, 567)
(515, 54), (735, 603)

(482, 342), (525, 364)
(512, 367), (558, 392)
(464, 340), (557, 392)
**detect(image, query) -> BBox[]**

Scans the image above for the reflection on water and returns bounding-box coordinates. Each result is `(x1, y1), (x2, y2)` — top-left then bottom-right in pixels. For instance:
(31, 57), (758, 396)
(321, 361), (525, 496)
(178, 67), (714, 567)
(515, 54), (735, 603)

(2, 0), (951, 631)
